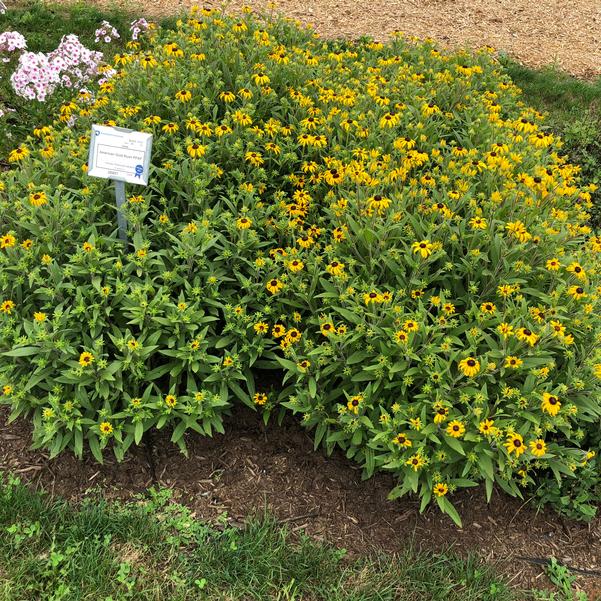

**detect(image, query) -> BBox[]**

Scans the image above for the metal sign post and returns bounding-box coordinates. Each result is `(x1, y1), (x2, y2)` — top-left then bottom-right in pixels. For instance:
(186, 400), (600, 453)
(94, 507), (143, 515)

(87, 124), (153, 243)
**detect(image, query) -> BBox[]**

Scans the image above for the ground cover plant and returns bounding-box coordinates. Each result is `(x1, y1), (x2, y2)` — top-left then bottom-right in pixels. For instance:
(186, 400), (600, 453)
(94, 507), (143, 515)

(0, 473), (523, 600)
(0, 6), (600, 525)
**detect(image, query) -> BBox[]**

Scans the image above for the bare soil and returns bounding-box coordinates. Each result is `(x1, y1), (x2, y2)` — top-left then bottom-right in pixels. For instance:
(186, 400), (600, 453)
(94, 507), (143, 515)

(2, 405), (601, 597)
(53, 0), (601, 78)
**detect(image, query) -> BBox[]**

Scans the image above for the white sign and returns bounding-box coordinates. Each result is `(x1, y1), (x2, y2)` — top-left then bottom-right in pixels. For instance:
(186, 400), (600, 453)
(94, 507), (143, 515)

(87, 124), (153, 185)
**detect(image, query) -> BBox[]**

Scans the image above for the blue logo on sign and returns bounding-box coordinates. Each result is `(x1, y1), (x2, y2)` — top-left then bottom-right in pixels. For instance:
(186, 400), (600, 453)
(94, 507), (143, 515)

(134, 164), (143, 178)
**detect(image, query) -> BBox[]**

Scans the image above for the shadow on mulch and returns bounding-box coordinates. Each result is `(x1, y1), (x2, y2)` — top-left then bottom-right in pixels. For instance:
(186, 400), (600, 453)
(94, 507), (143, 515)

(1, 404), (600, 597)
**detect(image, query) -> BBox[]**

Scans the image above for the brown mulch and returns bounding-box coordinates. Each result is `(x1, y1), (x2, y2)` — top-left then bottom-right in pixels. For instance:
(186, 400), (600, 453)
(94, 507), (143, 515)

(52, 0), (601, 78)
(2, 405), (601, 598)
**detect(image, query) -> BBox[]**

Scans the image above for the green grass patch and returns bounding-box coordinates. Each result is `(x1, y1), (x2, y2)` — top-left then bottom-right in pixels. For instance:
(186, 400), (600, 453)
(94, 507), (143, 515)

(0, 473), (521, 600)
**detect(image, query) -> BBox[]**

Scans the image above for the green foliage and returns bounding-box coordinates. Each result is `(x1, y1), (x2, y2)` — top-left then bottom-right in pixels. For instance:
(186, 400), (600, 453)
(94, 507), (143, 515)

(0, 474), (520, 600)
(1, 9), (600, 525)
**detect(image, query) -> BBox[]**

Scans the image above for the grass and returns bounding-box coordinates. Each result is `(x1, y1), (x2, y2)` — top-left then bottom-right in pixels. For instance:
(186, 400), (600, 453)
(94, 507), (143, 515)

(0, 473), (523, 600)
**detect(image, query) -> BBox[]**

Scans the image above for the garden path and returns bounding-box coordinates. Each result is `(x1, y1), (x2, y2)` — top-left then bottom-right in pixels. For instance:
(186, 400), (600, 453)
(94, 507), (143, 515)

(56, 0), (601, 77)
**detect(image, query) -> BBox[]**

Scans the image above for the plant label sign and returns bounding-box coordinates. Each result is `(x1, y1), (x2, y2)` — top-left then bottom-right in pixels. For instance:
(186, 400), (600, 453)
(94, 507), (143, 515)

(87, 124), (153, 186)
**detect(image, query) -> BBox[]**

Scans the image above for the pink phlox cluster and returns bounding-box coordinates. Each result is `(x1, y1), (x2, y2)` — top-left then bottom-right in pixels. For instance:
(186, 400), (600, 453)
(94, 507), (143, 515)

(11, 34), (104, 101)
(130, 18), (150, 41)
(0, 31), (27, 62)
(95, 20), (120, 44)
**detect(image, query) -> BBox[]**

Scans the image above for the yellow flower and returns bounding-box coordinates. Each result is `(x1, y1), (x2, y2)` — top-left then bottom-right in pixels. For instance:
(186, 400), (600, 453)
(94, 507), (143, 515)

(99, 422), (113, 436)
(504, 356), (522, 369)
(516, 327), (539, 346)
(236, 217), (252, 230)
(433, 483), (448, 497)
(446, 420), (465, 438)
(83, 242), (94, 253)
(433, 404), (449, 424)
(245, 151), (264, 166)
(458, 357), (480, 377)
(567, 285), (586, 299)
(541, 392), (561, 416)
(2, 301), (16, 316)
(326, 261), (345, 277)
(546, 258), (561, 271)
(566, 262), (586, 280)
(187, 142), (206, 158)
(593, 364), (601, 379)
(8, 146), (29, 162)
(347, 394), (363, 414)
(412, 240), (434, 259)
(392, 432), (412, 448)
(254, 322), (268, 335)
(297, 359), (311, 372)
(175, 89), (192, 102)
(29, 191), (47, 207)
(497, 323), (514, 338)
(254, 392), (268, 406)
(1, 234), (16, 249)
(478, 419), (496, 436)
(266, 279), (284, 294)
(165, 394), (177, 408)
(33, 312), (47, 322)
(480, 302), (496, 314)
(504, 433), (525, 457)
(469, 216), (487, 229)
(2, 385), (13, 396)
(406, 453), (426, 471)
(79, 352), (94, 367)
(286, 259), (304, 272)
(529, 439), (547, 457)
(219, 91), (236, 103)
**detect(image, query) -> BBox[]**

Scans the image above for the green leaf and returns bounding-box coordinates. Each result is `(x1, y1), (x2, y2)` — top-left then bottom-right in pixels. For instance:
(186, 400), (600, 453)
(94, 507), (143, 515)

(4, 346), (39, 357)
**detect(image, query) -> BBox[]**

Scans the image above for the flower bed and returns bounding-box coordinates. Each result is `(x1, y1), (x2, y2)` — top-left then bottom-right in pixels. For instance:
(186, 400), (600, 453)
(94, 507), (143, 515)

(1, 8), (600, 523)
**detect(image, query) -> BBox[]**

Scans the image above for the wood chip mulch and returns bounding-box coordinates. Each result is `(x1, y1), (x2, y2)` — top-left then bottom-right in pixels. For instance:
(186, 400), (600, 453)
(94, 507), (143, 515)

(2, 405), (601, 598)
(53, 0), (601, 78)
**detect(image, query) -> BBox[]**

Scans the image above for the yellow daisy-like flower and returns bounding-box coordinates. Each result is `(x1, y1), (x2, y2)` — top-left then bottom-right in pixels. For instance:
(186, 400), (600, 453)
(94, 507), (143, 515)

(253, 322), (268, 335)
(79, 352), (94, 367)
(99, 422), (113, 436)
(287, 259), (304, 272)
(253, 392), (268, 406)
(504, 433), (525, 457)
(546, 258), (561, 271)
(529, 439), (547, 458)
(392, 432), (412, 448)
(236, 217), (252, 230)
(33, 312), (47, 322)
(480, 302), (496, 314)
(29, 191), (48, 207)
(187, 142), (206, 158)
(175, 89), (192, 102)
(433, 483), (448, 497)
(566, 262), (586, 280)
(346, 394), (363, 414)
(406, 453), (426, 471)
(266, 279), (284, 294)
(478, 419), (496, 436)
(1, 234), (16, 249)
(504, 356), (523, 369)
(497, 323), (514, 338)
(516, 327), (539, 346)
(412, 240), (434, 259)
(541, 392), (561, 416)
(8, 146), (29, 162)
(326, 261), (345, 277)
(165, 394), (177, 408)
(458, 357), (480, 377)
(446, 420), (465, 438)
